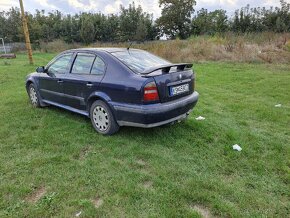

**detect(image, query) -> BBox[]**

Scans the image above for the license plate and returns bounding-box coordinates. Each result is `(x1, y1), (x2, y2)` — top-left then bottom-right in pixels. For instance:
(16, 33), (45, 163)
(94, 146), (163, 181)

(170, 83), (189, 96)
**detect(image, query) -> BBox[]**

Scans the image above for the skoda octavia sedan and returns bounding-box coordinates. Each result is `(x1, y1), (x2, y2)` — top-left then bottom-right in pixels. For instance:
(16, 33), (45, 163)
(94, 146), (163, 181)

(26, 48), (199, 135)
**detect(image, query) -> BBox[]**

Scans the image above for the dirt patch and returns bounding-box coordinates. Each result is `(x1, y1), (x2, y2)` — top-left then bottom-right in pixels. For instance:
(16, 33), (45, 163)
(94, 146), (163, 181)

(78, 146), (92, 160)
(136, 159), (146, 166)
(143, 181), (153, 189)
(190, 204), (213, 218)
(25, 186), (46, 203)
(92, 196), (103, 209)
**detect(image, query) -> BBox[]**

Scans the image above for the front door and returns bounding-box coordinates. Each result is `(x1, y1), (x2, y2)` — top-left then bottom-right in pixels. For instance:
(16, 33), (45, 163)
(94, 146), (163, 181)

(38, 53), (74, 105)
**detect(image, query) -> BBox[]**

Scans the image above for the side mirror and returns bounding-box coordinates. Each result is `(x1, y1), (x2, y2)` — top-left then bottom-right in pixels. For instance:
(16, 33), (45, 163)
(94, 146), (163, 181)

(36, 66), (45, 73)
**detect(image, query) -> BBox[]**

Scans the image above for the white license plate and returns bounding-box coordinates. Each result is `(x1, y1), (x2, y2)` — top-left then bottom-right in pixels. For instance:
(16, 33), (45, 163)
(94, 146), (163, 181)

(170, 84), (189, 96)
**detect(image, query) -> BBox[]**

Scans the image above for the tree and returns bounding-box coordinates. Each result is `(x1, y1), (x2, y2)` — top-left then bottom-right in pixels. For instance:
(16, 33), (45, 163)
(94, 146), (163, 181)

(71, 14), (82, 42)
(156, 0), (196, 39)
(80, 16), (95, 44)
(2, 7), (22, 42)
(191, 9), (228, 35)
(215, 10), (228, 33)
(119, 2), (154, 41)
(191, 8), (210, 35)
(135, 19), (147, 41)
(102, 15), (119, 42)
(0, 1), (289, 43)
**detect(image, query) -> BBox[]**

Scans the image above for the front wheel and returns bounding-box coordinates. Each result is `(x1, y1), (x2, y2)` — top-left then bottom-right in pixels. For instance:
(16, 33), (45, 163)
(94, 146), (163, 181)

(90, 100), (119, 135)
(28, 83), (40, 107)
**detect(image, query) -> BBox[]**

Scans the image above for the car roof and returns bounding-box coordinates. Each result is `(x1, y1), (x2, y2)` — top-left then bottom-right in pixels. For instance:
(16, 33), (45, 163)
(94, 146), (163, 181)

(67, 47), (143, 53)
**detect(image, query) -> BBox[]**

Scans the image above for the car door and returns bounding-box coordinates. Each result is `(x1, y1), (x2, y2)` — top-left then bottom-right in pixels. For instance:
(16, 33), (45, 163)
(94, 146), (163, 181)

(38, 53), (74, 105)
(62, 52), (106, 111)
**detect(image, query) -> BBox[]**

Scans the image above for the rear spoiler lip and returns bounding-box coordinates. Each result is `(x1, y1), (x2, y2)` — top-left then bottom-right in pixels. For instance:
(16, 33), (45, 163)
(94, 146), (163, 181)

(141, 63), (193, 75)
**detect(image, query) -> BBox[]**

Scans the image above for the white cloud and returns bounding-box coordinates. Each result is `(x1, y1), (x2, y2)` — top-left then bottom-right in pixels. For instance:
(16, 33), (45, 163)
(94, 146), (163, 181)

(197, 0), (216, 5)
(138, 0), (161, 19)
(0, 0), (284, 16)
(0, 0), (60, 12)
(104, 0), (122, 14)
(67, 0), (98, 11)
(263, 0), (281, 7)
(197, 0), (238, 8)
(0, 0), (18, 10)
(37, 0), (59, 10)
(105, 4), (117, 14)
(220, 0), (237, 6)
(67, 0), (85, 9)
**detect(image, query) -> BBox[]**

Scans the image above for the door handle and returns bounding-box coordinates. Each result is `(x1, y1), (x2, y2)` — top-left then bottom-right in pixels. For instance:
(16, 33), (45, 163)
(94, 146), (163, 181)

(57, 79), (63, 83)
(86, 83), (93, 87)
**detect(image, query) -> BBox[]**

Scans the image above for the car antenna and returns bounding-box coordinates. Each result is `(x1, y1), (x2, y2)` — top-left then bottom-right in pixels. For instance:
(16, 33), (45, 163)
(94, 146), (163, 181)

(127, 40), (133, 51)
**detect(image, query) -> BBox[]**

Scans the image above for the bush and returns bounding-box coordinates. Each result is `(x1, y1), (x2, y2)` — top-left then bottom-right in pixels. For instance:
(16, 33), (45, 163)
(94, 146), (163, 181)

(39, 40), (80, 53)
(18, 33), (290, 64)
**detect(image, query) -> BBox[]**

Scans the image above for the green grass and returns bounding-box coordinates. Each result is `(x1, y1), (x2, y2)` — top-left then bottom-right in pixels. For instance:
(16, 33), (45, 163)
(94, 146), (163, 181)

(0, 53), (289, 217)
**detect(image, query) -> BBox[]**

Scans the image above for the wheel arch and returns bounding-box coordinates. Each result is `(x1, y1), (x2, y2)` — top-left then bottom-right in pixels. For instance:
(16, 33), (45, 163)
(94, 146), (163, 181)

(25, 77), (48, 107)
(25, 78), (37, 92)
(87, 92), (115, 116)
(25, 80), (34, 92)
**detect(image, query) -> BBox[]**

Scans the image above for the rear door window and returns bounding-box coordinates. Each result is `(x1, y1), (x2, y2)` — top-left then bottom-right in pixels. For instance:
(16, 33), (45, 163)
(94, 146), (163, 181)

(71, 53), (95, 75)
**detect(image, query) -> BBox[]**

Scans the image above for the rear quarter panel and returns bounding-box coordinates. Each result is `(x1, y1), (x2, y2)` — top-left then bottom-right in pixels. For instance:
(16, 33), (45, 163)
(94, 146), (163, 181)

(97, 51), (147, 105)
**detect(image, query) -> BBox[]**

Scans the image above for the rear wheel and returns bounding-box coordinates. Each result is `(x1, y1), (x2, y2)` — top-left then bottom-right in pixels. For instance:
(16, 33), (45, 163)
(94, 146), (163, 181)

(90, 100), (119, 135)
(28, 83), (40, 107)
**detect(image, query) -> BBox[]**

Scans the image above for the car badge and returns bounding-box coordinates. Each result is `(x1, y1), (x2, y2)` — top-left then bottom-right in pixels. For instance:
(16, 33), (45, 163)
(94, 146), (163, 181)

(179, 74), (182, 80)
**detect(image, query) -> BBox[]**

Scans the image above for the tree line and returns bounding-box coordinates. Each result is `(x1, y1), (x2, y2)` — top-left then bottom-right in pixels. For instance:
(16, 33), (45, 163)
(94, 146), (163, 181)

(0, 0), (289, 44)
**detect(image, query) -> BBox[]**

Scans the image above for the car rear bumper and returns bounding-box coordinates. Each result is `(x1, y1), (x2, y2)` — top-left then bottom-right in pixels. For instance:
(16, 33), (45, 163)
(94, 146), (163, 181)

(110, 91), (199, 128)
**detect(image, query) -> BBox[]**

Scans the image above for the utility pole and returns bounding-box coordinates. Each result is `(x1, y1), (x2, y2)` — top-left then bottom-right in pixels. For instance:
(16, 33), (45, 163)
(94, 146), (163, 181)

(19, 0), (33, 64)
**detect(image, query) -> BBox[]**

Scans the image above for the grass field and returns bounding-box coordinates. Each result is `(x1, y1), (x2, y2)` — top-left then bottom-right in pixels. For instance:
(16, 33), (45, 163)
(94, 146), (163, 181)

(0, 53), (289, 217)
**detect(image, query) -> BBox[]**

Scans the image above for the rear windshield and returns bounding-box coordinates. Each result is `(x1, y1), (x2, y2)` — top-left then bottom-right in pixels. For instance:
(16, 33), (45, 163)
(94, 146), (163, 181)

(111, 50), (171, 74)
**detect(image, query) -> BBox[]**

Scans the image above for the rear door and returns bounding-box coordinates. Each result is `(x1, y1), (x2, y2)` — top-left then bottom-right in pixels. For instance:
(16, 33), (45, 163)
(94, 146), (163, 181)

(62, 52), (106, 110)
(39, 53), (74, 105)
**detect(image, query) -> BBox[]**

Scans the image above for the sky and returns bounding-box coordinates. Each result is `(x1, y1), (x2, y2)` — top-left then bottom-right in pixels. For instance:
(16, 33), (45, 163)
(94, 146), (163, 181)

(0, 0), (285, 19)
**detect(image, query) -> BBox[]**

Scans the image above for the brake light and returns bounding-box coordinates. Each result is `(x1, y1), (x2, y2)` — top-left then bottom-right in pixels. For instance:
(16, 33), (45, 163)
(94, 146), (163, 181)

(143, 81), (160, 102)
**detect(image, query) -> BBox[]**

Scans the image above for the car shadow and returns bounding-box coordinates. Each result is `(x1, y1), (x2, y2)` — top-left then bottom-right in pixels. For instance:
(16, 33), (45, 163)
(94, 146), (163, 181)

(43, 105), (89, 122)
(41, 104), (203, 144)
(46, 104), (172, 129)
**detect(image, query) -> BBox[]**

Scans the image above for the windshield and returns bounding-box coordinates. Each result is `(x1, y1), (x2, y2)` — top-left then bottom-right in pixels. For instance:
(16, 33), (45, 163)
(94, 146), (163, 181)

(111, 50), (171, 74)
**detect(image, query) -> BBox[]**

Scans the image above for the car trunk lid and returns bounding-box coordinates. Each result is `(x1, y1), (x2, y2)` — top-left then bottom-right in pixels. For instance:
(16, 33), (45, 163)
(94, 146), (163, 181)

(141, 63), (195, 103)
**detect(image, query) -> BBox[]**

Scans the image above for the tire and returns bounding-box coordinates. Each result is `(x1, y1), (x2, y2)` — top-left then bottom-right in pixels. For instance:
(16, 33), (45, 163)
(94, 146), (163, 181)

(28, 83), (41, 107)
(90, 100), (119, 135)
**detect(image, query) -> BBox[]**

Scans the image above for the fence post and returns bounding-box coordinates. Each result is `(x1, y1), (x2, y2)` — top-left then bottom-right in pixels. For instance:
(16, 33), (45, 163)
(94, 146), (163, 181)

(0, 38), (7, 54)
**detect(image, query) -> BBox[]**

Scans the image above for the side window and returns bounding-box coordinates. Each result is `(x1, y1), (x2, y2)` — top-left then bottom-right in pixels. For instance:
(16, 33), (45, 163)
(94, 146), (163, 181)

(71, 53), (95, 75)
(48, 53), (73, 74)
(91, 56), (106, 75)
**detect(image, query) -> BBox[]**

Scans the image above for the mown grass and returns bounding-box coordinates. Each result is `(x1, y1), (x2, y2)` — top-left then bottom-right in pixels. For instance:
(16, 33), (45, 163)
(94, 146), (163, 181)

(0, 53), (289, 217)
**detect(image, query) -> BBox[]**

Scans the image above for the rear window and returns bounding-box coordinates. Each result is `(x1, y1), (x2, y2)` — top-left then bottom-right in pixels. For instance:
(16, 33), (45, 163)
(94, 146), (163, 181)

(111, 50), (171, 74)
(91, 56), (106, 75)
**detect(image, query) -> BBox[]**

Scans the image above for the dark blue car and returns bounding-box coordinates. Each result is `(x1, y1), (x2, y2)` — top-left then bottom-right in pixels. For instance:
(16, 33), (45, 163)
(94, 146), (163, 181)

(26, 48), (199, 135)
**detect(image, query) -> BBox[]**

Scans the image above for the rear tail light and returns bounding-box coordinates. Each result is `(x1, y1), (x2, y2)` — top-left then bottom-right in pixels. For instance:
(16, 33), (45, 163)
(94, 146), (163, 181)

(143, 81), (160, 102)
